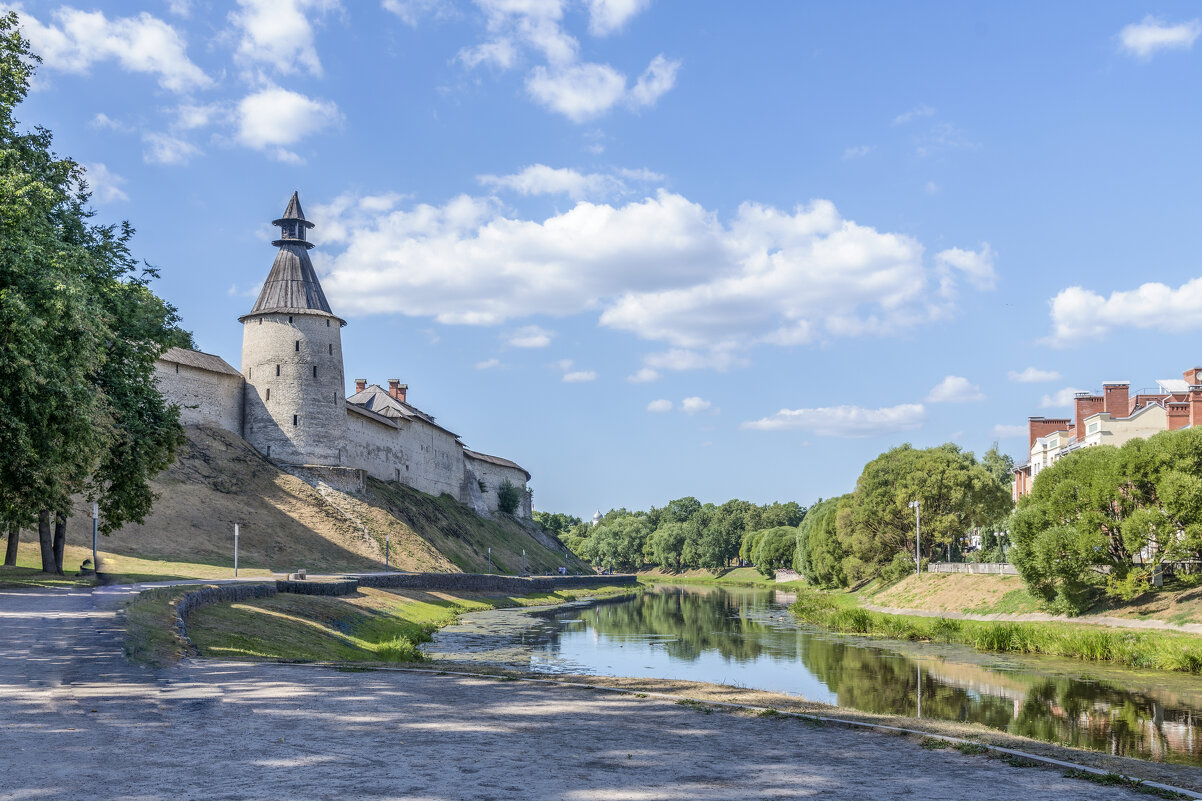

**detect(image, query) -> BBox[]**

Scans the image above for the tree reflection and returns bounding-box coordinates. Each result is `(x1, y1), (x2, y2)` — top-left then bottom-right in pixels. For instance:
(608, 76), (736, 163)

(539, 586), (1202, 764)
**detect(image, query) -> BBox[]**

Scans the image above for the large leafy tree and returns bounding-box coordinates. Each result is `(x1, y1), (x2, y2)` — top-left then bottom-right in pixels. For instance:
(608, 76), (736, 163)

(794, 496), (848, 588)
(838, 443), (1012, 583)
(1, 13), (190, 572)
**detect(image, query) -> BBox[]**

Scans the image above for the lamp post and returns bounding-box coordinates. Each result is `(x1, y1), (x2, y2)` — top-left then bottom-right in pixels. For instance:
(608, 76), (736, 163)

(385, 531), (390, 572)
(233, 523), (239, 577)
(908, 500), (921, 575)
(90, 501), (99, 578)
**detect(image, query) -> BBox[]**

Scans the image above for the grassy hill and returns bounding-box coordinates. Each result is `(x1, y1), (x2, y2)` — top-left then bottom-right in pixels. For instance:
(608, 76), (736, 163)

(5, 424), (586, 583)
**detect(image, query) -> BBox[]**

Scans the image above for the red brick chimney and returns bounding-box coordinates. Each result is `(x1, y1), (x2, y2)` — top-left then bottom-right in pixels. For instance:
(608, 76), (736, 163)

(1185, 368), (1202, 386)
(1074, 393), (1105, 441)
(354, 378), (366, 393)
(1190, 386), (1202, 428)
(1167, 401), (1190, 431)
(1102, 382), (1129, 418)
(1028, 417), (1072, 449)
(387, 379), (408, 403)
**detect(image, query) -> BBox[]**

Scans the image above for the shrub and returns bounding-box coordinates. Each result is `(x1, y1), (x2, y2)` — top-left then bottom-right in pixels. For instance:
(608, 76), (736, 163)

(497, 480), (522, 515)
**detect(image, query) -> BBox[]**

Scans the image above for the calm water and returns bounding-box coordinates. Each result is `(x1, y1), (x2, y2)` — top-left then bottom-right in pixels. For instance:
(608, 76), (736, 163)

(429, 584), (1202, 765)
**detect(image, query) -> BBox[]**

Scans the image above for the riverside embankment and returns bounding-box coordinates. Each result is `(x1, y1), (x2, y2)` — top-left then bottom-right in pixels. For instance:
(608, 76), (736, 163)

(0, 582), (1191, 800)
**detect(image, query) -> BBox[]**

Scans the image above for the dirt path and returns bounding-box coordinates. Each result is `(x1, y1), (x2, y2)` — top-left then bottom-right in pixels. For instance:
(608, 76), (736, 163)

(861, 601), (1202, 634)
(0, 586), (1188, 801)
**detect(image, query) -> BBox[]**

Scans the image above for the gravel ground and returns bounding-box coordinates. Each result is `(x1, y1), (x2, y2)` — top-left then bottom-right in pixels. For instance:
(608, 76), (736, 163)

(0, 586), (1191, 801)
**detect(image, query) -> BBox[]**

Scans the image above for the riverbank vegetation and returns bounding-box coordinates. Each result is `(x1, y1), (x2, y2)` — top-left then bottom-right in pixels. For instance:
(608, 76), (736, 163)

(790, 588), (1202, 674)
(125, 584), (638, 666)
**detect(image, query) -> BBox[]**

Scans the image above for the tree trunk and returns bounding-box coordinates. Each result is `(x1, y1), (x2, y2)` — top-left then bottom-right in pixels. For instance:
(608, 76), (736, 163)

(3, 526), (18, 567)
(38, 510), (54, 573)
(52, 512), (67, 575)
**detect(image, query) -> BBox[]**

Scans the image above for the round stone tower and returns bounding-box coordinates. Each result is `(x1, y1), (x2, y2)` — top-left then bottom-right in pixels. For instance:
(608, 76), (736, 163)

(239, 192), (347, 466)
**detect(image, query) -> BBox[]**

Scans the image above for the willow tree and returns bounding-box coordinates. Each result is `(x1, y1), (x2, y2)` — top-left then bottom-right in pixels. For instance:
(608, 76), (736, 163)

(0, 13), (190, 573)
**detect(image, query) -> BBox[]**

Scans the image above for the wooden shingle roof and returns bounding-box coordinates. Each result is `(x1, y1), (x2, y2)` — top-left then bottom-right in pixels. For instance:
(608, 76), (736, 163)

(242, 193), (343, 323)
(159, 347), (241, 376)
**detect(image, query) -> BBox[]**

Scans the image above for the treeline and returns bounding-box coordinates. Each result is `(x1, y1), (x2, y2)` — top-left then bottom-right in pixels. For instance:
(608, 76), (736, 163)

(797, 443), (1013, 588)
(1, 16), (189, 574)
(1012, 426), (1202, 614)
(536, 497), (806, 575)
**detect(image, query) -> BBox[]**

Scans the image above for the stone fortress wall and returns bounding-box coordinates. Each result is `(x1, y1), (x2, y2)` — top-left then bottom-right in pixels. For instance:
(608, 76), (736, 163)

(151, 192), (533, 520)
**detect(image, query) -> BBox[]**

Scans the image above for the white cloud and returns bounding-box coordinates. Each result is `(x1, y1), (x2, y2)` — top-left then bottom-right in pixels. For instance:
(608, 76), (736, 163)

(892, 104), (934, 126)
(742, 403), (926, 438)
(507, 324), (554, 347)
(935, 243), (996, 291)
(1040, 387), (1084, 409)
(526, 62), (628, 121)
(230, 0), (340, 77)
(460, 0), (678, 121)
(81, 163), (128, 203)
(172, 103), (225, 131)
(235, 86), (342, 159)
(142, 131), (201, 165)
(586, 0), (651, 36)
(923, 181), (939, 195)
(475, 357), (502, 369)
(1008, 367), (1060, 383)
(628, 54), (679, 108)
(681, 396), (711, 415)
(563, 370), (597, 382)
(167, 0), (191, 16)
(318, 191), (993, 365)
(926, 375), (985, 403)
(843, 145), (873, 159)
(1045, 278), (1202, 346)
(16, 6), (211, 92)
(646, 398), (672, 412)
(627, 367), (659, 383)
(383, 0), (454, 26)
(1118, 16), (1202, 59)
(90, 113), (132, 133)
(992, 424), (1027, 439)
(478, 164), (661, 200)
(915, 122), (979, 158)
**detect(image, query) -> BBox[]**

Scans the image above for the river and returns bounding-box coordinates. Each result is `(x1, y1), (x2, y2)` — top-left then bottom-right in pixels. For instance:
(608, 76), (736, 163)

(426, 583), (1202, 766)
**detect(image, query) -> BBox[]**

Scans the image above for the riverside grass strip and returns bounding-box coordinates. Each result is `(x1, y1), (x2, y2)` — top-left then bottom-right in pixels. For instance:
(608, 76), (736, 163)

(790, 589), (1202, 675)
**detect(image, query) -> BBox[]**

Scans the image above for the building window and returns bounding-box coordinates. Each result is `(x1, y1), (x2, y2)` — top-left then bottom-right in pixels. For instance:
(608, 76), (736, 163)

(174, 363), (179, 374)
(312, 365), (317, 378)
(326, 319), (330, 327)
(293, 415), (298, 426)
(295, 340), (300, 352)
(289, 316), (293, 323)
(266, 388), (271, 401)
(328, 343), (333, 355)
(258, 318), (262, 325)
(276, 364), (280, 376)
(266, 446), (271, 457)
(248, 367), (252, 379)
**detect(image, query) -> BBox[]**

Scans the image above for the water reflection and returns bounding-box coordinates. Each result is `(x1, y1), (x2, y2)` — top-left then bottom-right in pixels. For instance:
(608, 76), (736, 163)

(451, 585), (1202, 765)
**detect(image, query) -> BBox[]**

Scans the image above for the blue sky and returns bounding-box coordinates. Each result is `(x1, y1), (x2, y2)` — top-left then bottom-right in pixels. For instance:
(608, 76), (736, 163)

(10, 1), (1202, 516)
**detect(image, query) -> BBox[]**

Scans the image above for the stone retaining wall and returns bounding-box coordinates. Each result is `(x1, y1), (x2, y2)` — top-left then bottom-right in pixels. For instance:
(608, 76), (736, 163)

(354, 572), (637, 594)
(927, 562), (1019, 575)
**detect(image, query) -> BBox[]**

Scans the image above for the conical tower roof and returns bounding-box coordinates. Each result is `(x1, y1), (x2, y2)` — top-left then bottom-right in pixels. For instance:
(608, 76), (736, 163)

(241, 192), (343, 324)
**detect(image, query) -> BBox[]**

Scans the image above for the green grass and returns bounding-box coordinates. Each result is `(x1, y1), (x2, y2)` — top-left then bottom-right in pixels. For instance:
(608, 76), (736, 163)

(170, 584), (639, 665)
(1061, 769), (1189, 799)
(791, 587), (1202, 675)
(639, 566), (805, 589)
(963, 588), (1043, 616)
(122, 585), (208, 667)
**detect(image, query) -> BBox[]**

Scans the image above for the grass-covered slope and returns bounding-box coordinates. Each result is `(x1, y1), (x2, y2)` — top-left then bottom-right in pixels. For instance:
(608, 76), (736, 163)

(7, 424), (586, 583)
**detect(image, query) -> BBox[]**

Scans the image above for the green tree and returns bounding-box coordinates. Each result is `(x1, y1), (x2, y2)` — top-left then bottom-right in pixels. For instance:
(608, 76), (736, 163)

(838, 444), (1011, 583)
(645, 521), (688, 571)
(749, 526), (797, 577)
(1, 14), (190, 572)
(497, 480), (522, 515)
(795, 496), (848, 588)
(587, 515), (651, 571)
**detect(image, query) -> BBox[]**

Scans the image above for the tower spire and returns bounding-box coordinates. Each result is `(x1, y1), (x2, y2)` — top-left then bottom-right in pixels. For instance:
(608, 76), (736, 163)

(272, 190), (315, 249)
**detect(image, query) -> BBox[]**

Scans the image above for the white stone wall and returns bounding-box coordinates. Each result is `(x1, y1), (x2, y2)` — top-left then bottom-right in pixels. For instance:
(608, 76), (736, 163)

(464, 456), (531, 517)
(242, 312), (347, 466)
(345, 411), (466, 499)
(153, 360), (243, 434)
(1082, 405), (1167, 449)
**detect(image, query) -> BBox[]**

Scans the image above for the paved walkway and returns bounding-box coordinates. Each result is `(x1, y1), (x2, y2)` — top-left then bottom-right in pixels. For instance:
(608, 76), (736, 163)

(862, 602), (1202, 635)
(0, 586), (1169, 801)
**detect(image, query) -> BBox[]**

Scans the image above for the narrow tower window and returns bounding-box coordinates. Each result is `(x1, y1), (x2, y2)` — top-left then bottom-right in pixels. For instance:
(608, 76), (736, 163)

(266, 388), (270, 401)
(295, 340), (300, 352)
(293, 415), (298, 426)
(312, 365), (317, 378)
(248, 367), (252, 379)
(276, 364), (280, 376)
(289, 316), (293, 323)
(328, 343), (333, 355)
(258, 318), (262, 325)
(326, 319), (330, 327)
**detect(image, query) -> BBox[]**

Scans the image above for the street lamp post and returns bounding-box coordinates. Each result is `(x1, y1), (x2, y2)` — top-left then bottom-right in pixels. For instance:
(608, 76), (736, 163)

(91, 501), (99, 578)
(908, 500), (921, 575)
(233, 523), (239, 577)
